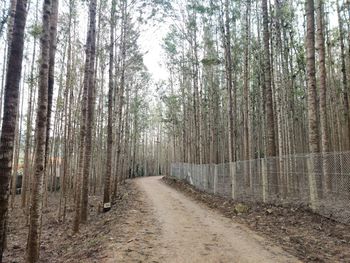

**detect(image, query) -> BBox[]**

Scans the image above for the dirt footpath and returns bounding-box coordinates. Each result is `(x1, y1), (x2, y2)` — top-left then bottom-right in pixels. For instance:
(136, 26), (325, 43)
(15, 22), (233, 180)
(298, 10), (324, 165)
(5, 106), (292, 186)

(134, 176), (298, 263)
(4, 176), (307, 262)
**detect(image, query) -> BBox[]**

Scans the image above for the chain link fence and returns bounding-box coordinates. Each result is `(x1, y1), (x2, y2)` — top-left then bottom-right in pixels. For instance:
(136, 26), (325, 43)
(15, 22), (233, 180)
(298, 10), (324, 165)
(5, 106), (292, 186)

(170, 152), (350, 224)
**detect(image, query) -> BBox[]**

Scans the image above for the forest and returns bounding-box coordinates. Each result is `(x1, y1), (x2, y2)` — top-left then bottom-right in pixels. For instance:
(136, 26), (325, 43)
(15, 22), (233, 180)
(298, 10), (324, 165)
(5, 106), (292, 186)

(0, 0), (350, 262)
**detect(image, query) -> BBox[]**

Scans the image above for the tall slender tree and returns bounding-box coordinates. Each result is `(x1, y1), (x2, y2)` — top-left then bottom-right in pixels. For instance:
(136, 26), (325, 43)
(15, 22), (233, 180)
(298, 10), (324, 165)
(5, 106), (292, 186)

(74, 0), (97, 231)
(103, 0), (116, 208)
(221, 0), (235, 162)
(44, 0), (59, 175)
(337, 0), (350, 150)
(26, 0), (53, 261)
(316, 0), (331, 192)
(81, 0), (97, 223)
(0, 0), (28, 260)
(306, 0), (320, 209)
(262, 0), (278, 194)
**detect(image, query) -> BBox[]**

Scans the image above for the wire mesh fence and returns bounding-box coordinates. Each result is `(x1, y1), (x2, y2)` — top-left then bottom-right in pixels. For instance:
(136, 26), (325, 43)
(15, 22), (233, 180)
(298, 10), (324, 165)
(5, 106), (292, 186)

(170, 152), (350, 224)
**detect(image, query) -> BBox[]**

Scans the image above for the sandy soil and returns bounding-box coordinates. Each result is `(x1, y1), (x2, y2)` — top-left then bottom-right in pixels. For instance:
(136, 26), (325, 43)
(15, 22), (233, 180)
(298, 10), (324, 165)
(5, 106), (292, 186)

(134, 176), (299, 263)
(6, 176), (347, 262)
(163, 176), (350, 262)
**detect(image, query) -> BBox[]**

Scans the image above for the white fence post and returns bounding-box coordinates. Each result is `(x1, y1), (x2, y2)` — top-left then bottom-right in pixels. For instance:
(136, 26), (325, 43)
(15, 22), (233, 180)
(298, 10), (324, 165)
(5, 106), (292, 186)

(188, 164), (193, 185)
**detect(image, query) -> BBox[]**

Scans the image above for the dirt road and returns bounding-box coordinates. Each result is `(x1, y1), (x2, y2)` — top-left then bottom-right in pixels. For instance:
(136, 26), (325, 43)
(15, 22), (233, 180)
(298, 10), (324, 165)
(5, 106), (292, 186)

(135, 176), (299, 263)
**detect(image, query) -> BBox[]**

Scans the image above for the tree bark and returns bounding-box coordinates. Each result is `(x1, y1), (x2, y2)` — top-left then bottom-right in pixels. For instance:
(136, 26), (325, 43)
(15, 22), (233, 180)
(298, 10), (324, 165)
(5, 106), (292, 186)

(73, 9), (91, 234)
(44, 0), (59, 182)
(262, 0), (278, 195)
(243, 0), (251, 188)
(81, 0), (97, 223)
(316, 0), (331, 192)
(337, 0), (350, 150)
(306, 0), (320, 209)
(103, 0), (116, 208)
(0, 0), (27, 260)
(26, 0), (52, 261)
(222, 0), (235, 163)
(306, 0), (320, 154)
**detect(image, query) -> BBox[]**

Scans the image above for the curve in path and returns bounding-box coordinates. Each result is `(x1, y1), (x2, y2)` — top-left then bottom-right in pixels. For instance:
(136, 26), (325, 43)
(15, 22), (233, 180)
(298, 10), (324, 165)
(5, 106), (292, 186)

(136, 176), (299, 263)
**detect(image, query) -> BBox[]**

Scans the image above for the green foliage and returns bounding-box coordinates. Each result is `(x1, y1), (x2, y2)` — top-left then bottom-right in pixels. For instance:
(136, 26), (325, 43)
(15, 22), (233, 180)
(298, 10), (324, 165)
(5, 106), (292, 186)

(0, 4), (8, 38)
(151, 0), (172, 11)
(201, 57), (221, 66)
(163, 34), (177, 55)
(187, 2), (218, 15)
(28, 24), (42, 38)
(295, 44), (306, 73)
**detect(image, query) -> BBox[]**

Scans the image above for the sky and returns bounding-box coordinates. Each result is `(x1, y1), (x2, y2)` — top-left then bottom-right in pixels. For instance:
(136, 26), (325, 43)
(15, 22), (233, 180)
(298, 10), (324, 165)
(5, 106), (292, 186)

(139, 17), (170, 82)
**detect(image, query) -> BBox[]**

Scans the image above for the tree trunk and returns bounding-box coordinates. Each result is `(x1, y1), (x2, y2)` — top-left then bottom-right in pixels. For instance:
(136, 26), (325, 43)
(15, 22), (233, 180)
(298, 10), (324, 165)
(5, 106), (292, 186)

(73, 22), (90, 234)
(306, 0), (320, 209)
(26, 0), (52, 261)
(243, 0), (251, 188)
(337, 0), (350, 150)
(306, 0), (320, 154)
(103, 0), (116, 208)
(44, 0), (59, 183)
(0, 0), (27, 259)
(222, 0), (235, 163)
(262, 0), (278, 195)
(316, 0), (331, 193)
(81, 0), (97, 223)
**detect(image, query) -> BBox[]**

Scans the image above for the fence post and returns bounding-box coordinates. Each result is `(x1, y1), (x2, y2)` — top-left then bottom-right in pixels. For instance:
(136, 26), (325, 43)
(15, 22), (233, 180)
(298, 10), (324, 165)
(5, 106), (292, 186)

(262, 158), (268, 202)
(213, 164), (217, 194)
(189, 164), (193, 185)
(230, 162), (236, 199)
(204, 165), (207, 191)
(307, 154), (318, 210)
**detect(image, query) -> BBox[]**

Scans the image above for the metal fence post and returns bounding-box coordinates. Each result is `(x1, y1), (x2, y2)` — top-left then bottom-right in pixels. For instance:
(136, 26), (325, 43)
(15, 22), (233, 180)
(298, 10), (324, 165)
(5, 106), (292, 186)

(262, 158), (268, 203)
(307, 154), (319, 210)
(230, 162), (236, 199)
(169, 151), (350, 224)
(213, 164), (217, 194)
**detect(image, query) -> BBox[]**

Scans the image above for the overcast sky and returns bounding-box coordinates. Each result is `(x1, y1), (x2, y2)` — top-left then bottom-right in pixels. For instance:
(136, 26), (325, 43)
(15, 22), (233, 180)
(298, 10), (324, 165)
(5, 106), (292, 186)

(138, 14), (170, 82)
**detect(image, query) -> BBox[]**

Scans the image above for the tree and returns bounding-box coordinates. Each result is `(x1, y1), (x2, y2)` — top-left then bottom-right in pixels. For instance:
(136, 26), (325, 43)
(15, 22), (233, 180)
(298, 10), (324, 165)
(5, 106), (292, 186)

(26, 0), (53, 261)
(316, 0), (331, 192)
(337, 0), (350, 150)
(81, 0), (97, 223)
(306, 0), (320, 209)
(0, 0), (28, 260)
(45, 0), (59, 179)
(103, 0), (116, 208)
(243, 0), (251, 188)
(262, 0), (278, 195)
(73, 0), (97, 231)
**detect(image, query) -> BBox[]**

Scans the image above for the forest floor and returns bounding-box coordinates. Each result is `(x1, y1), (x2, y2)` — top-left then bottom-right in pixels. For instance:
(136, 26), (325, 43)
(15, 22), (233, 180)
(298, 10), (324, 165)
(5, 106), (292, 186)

(4, 180), (161, 263)
(4, 176), (350, 262)
(163, 176), (350, 262)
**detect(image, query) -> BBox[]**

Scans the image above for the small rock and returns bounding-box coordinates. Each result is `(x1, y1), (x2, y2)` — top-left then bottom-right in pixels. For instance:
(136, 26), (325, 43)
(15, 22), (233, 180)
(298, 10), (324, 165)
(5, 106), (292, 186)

(266, 208), (273, 214)
(290, 235), (302, 243)
(283, 236), (290, 242)
(234, 203), (249, 214)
